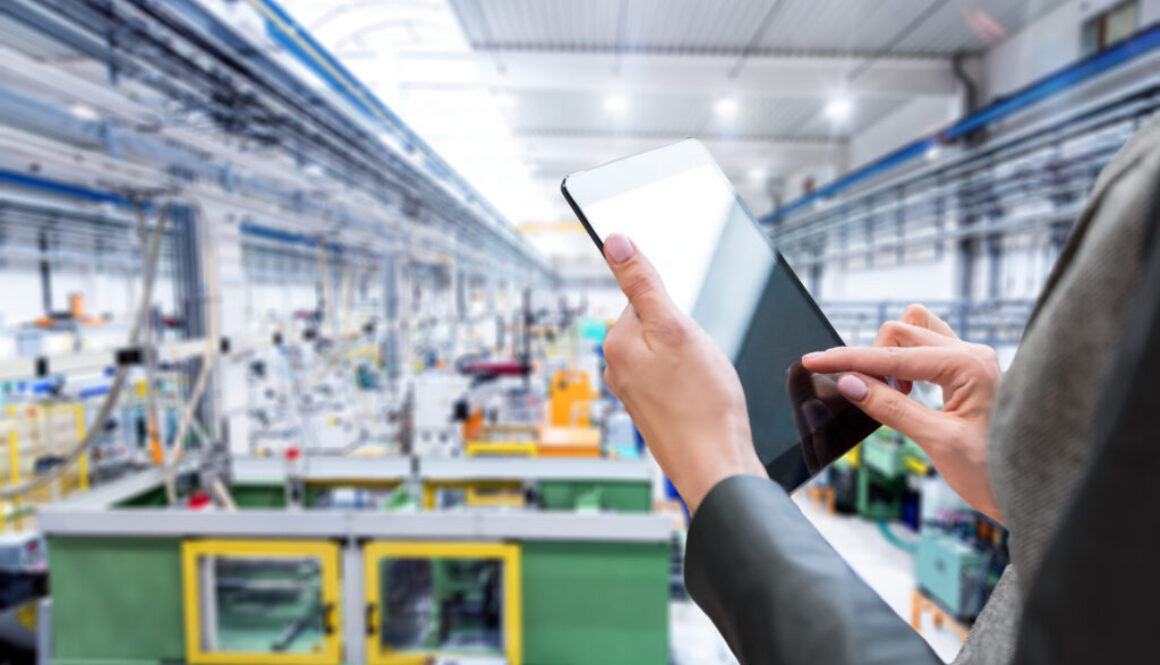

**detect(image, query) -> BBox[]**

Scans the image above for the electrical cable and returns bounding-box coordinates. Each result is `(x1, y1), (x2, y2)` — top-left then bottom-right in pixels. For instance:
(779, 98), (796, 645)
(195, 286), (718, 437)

(0, 200), (171, 499)
(878, 518), (919, 554)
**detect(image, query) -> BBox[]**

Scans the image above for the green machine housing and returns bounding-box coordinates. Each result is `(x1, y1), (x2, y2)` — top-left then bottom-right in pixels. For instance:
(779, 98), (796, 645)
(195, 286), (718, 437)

(915, 531), (987, 620)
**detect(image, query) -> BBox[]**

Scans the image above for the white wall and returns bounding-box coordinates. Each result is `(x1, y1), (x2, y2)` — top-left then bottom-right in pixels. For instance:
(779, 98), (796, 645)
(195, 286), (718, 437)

(820, 252), (957, 302)
(1146, 0), (1160, 23)
(848, 97), (961, 170)
(985, 0), (1160, 99)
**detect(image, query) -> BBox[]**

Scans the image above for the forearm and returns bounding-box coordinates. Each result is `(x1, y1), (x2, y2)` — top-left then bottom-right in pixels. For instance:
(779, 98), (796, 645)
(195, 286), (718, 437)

(685, 475), (942, 665)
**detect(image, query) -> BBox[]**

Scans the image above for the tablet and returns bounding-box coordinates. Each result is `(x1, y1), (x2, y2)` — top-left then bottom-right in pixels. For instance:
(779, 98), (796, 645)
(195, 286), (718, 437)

(562, 139), (879, 491)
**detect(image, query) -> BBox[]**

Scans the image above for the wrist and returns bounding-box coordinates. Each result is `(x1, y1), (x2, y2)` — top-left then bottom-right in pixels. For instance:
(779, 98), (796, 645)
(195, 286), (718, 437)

(682, 456), (767, 515)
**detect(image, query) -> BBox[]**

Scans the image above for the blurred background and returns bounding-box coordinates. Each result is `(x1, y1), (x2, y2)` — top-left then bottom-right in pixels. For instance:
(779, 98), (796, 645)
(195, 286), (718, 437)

(0, 0), (1156, 663)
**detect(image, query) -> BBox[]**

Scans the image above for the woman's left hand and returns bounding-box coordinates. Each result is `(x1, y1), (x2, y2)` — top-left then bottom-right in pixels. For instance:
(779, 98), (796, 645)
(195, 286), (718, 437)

(802, 305), (1003, 522)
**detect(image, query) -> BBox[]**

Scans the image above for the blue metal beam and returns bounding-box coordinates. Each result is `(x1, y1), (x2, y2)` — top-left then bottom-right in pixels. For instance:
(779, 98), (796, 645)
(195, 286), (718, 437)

(0, 167), (379, 258)
(0, 168), (138, 207)
(761, 21), (1160, 226)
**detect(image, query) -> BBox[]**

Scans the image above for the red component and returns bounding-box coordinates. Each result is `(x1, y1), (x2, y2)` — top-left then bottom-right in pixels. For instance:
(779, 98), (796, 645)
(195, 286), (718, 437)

(461, 360), (528, 376)
(285, 447), (302, 461)
(188, 490), (212, 509)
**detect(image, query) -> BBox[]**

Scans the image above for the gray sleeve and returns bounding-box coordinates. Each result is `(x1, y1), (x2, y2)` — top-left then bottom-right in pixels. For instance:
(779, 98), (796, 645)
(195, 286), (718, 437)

(950, 565), (1020, 665)
(684, 475), (943, 665)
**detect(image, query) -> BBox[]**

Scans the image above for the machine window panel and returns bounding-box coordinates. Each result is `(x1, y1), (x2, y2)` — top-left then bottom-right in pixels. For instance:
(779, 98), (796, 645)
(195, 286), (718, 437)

(197, 555), (329, 656)
(378, 557), (505, 658)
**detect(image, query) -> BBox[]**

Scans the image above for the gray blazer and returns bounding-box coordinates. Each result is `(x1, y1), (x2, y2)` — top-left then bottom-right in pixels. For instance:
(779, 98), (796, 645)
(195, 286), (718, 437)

(685, 115), (1160, 664)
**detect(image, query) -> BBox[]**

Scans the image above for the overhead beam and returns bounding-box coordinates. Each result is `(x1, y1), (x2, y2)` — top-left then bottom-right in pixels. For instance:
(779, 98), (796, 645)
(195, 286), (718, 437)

(513, 134), (843, 171)
(415, 134), (845, 174)
(391, 50), (958, 98)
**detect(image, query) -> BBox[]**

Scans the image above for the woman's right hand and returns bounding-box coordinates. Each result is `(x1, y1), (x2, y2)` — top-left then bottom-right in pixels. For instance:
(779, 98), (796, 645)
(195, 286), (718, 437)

(802, 304), (1003, 523)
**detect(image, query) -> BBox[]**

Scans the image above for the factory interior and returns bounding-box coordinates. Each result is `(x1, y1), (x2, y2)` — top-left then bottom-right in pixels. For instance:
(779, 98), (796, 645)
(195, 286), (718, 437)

(1, 0), (1158, 663)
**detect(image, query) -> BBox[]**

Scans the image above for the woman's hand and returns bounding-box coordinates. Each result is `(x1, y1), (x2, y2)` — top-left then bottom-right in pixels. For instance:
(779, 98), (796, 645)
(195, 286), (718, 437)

(802, 305), (1003, 522)
(601, 234), (767, 513)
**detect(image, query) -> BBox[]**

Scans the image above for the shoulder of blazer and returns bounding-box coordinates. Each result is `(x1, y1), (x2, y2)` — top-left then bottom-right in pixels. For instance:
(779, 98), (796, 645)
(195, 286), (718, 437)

(1022, 118), (1160, 334)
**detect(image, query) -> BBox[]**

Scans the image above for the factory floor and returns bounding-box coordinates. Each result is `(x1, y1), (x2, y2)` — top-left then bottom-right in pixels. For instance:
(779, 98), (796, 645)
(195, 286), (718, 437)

(671, 495), (966, 664)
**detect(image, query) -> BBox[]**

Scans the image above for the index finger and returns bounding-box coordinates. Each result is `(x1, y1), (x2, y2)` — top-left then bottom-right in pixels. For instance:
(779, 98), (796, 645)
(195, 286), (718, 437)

(802, 346), (960, 384)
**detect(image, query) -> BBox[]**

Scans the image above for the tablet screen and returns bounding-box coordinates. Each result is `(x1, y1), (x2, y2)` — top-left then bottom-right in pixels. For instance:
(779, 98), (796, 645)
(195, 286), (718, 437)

(565, 141), (879, 490)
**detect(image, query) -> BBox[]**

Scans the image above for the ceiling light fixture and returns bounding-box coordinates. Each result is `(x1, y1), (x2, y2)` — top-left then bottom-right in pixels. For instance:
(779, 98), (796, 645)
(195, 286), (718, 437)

(824, 97), (853, 123)
(69, 103), (100, 121)
(494, 92), (518, 109)
(604, 94), (628, 113)
(715, 97), (738, 116)
(748, 167), (767, 182)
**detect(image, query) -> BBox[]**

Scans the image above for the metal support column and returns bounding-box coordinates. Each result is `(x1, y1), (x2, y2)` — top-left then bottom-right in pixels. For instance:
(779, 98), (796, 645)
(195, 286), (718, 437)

(173, 205), (212, 446)
(209, 213), (251, 455)
(382, 253), (400, 377)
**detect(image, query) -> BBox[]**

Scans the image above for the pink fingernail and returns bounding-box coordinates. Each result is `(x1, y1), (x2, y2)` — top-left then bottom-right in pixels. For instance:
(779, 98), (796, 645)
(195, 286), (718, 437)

(802, 352), (823, 362)
(604, 235), (635, 264)
(838, 374), (869, 401)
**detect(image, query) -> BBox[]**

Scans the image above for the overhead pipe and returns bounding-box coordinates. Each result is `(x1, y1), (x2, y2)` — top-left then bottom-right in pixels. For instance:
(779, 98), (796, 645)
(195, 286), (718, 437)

(762, 21), (1160, 226)
(0, 168), (388, 261)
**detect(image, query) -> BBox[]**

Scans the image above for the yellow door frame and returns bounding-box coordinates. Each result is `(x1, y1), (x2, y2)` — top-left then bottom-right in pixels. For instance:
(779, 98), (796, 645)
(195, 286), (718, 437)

(363, 541), (522, 665)
(181, 539), (342, 665)
(464, 440), (538, 458)
(422, 480), (525, 510)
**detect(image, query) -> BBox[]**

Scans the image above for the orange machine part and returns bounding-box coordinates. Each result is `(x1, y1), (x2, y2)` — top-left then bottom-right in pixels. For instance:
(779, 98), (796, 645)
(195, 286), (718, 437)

(549, 370), (597, 427)
(462, 409), (485, 442)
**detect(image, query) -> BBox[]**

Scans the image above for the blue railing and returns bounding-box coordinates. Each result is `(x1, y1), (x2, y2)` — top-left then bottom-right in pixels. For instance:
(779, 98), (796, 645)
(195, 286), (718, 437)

(761, 22), (1160, 226)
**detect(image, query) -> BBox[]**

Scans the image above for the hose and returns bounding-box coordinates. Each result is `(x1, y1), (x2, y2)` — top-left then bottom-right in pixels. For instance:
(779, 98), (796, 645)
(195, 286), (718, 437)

(878, 518), (919, 554)
(0, 200), (170, 499)
(209, 477), (237, 511)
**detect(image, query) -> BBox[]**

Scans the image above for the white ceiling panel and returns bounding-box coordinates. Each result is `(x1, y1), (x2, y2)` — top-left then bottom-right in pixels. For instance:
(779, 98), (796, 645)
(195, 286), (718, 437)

(450, 0), (1073, 55)
(278, 0), (1079, 230)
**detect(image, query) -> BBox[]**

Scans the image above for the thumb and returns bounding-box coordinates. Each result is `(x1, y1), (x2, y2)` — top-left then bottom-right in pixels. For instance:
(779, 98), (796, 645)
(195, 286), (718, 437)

(603, 234), (676, 322)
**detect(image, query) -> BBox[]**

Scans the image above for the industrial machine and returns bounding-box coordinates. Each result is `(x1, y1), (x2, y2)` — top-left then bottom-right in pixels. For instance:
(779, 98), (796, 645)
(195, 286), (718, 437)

(39, 461), (669, 665)
(853, 429), (930, 521)
(914, 531), (988, 621)
(0, 532), (47, 610)
(411, 374), (473, 458)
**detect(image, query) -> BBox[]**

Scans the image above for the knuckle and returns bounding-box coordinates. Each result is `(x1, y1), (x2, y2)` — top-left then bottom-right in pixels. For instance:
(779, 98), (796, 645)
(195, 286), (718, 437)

(903, 303), (926, 319)
(621, 268), (655, 302)
(653, 315), (690, 344)
(882, 345), (905, 370)
(967, 344), (1000, 375)
(603, 336), (626, 366)
(877, 321), (903, 341)
(877, 392), (908, 426)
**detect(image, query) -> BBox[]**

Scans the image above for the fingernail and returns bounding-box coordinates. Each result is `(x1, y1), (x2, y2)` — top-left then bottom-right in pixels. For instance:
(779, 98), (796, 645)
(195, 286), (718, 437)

(802, 351), (823, 362)
(838, 374), (869, 402)
(604, 235), (635, 264)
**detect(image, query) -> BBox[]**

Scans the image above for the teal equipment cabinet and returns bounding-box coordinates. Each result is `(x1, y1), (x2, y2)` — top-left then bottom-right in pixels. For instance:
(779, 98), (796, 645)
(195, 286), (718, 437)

(915, 531), (986, 620)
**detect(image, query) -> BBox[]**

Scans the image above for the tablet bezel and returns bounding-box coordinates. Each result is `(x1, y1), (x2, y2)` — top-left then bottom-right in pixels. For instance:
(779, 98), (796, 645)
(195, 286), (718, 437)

(562, 139), (727, 250)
